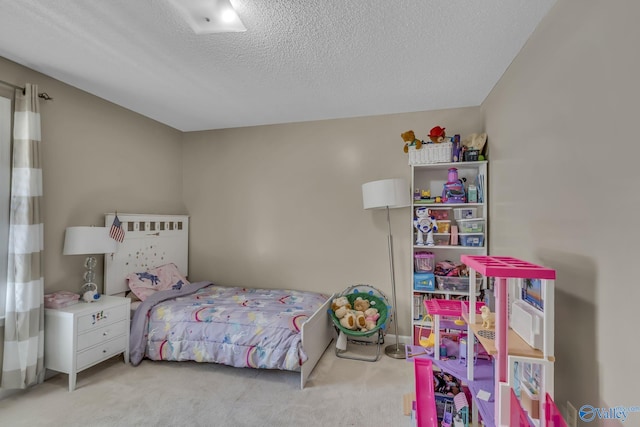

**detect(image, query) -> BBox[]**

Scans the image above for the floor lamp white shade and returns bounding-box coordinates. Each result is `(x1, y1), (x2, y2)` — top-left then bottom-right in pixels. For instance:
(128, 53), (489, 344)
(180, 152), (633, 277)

(362, 178), (410, 210)
(362, 178), (409, 359)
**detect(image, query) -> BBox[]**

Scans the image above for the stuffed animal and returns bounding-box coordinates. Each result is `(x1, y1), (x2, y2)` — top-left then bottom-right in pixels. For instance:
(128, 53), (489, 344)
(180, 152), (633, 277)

(340, 311), (357, 330)
(480, 306), (495, 329)
(428, 126), (446, 143)
(334, 305), (349, 319)
(353, 296), (370, 312)
(355, 312), (367, 330)
(331, 296), (351, 312)
(401, 130), (422, 153)
(414, 207), (438, 246)
(364, 307), (380, 330)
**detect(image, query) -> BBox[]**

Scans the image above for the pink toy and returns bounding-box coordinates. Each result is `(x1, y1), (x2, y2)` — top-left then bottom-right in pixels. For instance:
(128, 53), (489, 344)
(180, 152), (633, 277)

(442, 168), (466, 203)
(460, 255), (557, 426)
(414, 358), (438, 427)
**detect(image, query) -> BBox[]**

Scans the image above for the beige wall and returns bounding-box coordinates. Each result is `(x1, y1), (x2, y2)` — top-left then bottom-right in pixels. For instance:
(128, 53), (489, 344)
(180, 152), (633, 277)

(0, 57), (185, 294)
(482, 0), (640, 415)
(182, 109), (484, 337)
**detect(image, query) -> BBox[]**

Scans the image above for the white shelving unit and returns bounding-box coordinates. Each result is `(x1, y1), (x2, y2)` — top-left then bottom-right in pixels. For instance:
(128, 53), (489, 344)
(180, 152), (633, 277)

(410, 161), (488, 345)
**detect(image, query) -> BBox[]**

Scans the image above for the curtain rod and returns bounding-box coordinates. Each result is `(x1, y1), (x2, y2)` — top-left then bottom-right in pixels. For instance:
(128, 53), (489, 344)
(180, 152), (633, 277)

(0, 79), (54, 101)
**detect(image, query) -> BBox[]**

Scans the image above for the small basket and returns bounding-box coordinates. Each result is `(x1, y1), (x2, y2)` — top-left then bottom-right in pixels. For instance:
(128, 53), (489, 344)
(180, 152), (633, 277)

(408, 142), (453, 165)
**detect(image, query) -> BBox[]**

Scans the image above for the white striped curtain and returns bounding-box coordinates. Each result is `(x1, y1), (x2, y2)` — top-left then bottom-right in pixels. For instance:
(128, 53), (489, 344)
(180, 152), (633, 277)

(1, 84), (44, 389)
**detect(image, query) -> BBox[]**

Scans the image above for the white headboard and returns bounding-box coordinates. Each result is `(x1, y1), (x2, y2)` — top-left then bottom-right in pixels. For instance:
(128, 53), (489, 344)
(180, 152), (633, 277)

(104, 213), (189, 296)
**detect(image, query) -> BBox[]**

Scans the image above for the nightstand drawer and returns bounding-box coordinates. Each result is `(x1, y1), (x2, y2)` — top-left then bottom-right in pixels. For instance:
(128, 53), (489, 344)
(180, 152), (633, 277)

(77, 303), (127, 333)
(76, 334), (127, 370)
(77, 319), (128, 351)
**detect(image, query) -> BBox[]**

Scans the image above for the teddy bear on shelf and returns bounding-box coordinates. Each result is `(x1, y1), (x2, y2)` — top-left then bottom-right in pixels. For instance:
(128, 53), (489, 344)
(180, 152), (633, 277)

(401, 130), (423, 153)
(428, 126), (446, 143)
(414, 206), (438, 246)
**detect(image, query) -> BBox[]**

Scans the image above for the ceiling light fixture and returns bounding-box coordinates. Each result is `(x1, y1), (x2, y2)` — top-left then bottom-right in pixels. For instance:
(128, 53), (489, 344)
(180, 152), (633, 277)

(168, 0), (246, 34)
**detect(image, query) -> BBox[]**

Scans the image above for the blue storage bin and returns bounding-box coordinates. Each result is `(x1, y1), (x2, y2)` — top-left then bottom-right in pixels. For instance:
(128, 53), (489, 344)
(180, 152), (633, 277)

(459, 233), (484, 247)
(414, 272), (435, 291)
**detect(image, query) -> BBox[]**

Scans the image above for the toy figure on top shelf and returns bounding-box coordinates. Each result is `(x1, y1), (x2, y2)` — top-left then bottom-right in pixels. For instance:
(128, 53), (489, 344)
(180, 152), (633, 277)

(428, 126), (447, 143)
(414, 207), (438, 246)
(442, 167), (466, 203)
(401, 130), (423, 153)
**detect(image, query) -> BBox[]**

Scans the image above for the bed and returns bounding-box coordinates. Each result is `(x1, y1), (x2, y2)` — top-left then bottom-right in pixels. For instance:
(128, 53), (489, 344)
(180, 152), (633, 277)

(103, 213), (335, 389)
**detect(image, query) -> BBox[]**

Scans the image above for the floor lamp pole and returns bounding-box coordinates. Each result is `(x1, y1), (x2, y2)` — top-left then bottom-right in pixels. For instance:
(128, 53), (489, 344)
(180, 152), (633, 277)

(384, 205), (406, 359)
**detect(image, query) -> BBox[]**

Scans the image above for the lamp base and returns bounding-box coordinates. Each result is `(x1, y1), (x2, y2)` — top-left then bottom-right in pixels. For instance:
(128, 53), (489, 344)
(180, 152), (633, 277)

(385, 343), (407, 359)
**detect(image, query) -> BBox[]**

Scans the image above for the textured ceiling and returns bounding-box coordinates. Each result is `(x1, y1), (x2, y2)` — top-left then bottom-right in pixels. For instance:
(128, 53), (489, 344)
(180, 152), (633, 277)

(0, 1), (557, 132)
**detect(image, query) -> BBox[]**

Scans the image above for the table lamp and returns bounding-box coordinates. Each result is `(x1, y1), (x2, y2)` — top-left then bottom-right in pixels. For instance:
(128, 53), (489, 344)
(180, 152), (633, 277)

(362, 178), (410, 359)
(63, 226), (118, 300)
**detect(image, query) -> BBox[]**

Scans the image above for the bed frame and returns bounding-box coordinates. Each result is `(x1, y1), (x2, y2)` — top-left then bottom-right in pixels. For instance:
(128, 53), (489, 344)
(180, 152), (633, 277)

(103, 213), (334, 389)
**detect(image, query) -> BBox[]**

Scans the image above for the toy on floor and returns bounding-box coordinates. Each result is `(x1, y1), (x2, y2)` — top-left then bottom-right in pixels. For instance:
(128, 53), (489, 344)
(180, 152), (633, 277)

(414, 207), (438, 246)
(401, 130), (422, 153)
(480, 305), (495, 329)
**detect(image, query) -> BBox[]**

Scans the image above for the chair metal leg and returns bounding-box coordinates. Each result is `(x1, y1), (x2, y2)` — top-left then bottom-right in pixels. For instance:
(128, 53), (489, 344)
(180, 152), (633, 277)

(334, 329), (384, 362)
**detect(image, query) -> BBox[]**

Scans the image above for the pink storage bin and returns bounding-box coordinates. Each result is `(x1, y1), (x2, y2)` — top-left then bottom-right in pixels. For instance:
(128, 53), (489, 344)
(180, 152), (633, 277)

(414, 251), (435, 272)
(427, 208), (451, 221)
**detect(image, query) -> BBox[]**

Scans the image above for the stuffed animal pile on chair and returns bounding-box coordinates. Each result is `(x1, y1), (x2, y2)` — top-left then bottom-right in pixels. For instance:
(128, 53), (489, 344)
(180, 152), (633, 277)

(331, 296), (380, 332)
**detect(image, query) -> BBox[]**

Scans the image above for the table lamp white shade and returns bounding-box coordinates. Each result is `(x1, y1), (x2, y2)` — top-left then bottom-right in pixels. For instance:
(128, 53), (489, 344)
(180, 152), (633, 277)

(362, 178), (410, 210)
(63, 227), (117, 255)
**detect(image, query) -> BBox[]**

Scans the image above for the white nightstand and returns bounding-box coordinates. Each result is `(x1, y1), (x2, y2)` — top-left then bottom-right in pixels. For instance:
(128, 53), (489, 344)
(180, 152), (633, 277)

(44, 294), (130, 391)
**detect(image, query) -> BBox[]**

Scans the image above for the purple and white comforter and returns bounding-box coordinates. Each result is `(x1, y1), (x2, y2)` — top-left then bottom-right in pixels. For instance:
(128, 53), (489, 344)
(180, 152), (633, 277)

(130, 281), (329, 371)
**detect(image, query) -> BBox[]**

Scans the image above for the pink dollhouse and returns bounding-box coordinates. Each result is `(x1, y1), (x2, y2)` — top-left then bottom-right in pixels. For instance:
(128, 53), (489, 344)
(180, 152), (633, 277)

(411, 256), (567, 427)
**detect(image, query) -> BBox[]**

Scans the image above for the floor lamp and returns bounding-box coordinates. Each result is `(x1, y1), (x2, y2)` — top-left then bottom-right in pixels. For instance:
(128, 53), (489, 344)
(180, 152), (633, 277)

(362, 178), (410, 359)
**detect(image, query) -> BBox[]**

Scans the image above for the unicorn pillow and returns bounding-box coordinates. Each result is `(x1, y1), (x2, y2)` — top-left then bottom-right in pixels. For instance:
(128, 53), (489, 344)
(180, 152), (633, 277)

(127, 263), (189, 301)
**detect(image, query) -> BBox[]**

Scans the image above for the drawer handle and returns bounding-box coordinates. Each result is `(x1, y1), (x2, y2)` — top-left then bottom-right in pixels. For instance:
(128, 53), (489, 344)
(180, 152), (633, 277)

(103, 349), (107, 354)
(103, 331), (109, 336)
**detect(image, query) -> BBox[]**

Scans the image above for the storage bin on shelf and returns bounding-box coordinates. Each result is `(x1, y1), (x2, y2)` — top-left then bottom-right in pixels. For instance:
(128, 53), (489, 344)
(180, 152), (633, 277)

(459, 233), (484, 247)
(436, 220), (451, 233)
(453, 207), (477, 220)
(436, 275), (483, 292)
(414, 272), (435, 291)
(414, 251), (435, 273)
(428, 208), (451, 221)
(456, 218), (484, 233)
(433, 233), (451, 246)
(407, 142), (453, 165)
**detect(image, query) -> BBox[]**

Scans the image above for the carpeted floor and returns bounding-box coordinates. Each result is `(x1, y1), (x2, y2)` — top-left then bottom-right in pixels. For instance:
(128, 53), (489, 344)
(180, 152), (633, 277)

(0, 342), (414, 427)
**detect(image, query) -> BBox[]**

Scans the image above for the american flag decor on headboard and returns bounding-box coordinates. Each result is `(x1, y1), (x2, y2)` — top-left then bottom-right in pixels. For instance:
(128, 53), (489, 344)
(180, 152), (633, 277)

(109, 214), (125, 242)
